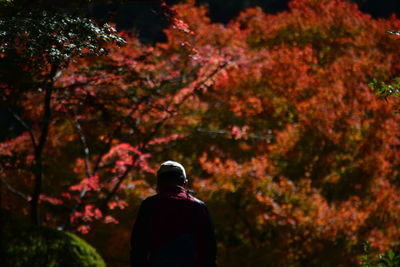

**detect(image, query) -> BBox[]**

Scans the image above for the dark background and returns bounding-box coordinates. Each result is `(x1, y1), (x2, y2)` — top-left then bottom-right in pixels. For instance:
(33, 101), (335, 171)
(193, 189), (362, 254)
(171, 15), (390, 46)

(108, 0), (400, 42)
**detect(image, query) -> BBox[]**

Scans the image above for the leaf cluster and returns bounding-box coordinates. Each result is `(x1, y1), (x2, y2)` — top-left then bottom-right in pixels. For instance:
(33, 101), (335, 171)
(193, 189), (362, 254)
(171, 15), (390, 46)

(0, 11), (124, 61)
(0, 0), (125, 91)
(369, 78), (400, 99)
(360, 242), (400, 267)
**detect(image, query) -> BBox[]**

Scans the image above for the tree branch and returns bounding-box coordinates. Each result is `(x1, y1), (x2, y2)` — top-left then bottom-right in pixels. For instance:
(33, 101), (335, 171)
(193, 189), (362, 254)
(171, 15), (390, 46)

(0, 177), (29, 202)
(99, 166), (133, 213)
(194, 128), (274, 142)
(62, 112), (94, 230)
(72, 110), (93, 179)
(91, 87), (158, 174)
(8, 108), (38, 148)
(31, 77), (55, 225)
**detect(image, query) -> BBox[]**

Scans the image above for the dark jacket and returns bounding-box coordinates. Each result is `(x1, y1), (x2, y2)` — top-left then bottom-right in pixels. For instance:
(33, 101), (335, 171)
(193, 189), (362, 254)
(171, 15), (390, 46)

(130, 186), (217, 267)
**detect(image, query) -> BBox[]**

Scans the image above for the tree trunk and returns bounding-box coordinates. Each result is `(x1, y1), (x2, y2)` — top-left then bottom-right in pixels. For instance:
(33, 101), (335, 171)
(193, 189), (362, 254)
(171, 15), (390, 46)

(30, 87), (53, 225)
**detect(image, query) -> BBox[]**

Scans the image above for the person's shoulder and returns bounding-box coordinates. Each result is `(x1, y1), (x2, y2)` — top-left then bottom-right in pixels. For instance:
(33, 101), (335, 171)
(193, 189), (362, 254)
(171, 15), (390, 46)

(141, 194), (160, 206)
(188, 195), (211, 216)
(188, 195), (206, 207)
(144, 194), (159, 201)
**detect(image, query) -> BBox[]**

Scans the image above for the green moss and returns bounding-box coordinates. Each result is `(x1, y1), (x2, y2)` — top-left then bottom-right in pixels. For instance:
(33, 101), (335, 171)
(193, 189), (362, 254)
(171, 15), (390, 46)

(0, 225), (106, 267)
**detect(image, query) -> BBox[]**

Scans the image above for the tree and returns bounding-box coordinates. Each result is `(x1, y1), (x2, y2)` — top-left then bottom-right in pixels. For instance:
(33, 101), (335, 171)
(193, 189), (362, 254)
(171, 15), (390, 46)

(0, 0), (126, 225)
(0, 0), (187, 227)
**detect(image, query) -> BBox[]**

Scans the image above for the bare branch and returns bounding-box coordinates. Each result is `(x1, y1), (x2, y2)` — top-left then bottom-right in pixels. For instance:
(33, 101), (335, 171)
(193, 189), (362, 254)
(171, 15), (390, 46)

(100, 166), (133, 213)
(0, 177), (29, 202)
(62, 112), (94, 230)
(8, 108), (38, 148)
(195, 128), (274, 142)
(91, 87), (158, 174)
(72, 110), (93, 179)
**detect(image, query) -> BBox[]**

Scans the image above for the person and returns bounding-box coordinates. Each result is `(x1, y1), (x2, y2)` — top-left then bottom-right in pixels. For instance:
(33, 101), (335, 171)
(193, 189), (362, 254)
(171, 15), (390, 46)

(130, 160), (217, 267)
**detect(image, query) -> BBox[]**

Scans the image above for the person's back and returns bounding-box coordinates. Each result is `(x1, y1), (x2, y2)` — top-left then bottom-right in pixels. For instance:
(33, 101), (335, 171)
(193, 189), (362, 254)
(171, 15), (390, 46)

(130, 161), (217, 267)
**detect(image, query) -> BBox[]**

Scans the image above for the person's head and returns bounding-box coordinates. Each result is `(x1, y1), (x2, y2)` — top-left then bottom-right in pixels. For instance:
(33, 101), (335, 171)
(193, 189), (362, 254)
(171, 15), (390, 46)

(157, 161), (187, 192)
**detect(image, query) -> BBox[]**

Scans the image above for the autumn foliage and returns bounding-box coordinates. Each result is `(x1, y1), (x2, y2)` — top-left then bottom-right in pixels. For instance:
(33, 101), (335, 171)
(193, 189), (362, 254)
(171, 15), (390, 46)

(1, 0), (400, 265)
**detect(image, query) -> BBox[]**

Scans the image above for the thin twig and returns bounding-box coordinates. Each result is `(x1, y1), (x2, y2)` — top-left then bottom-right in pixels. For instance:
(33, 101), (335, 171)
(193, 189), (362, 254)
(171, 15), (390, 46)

(72, 110), (93, 179)
(62, 112), (94, 230)
(8, 108), (38, 148)
(195, 128), (274, 141)
(90, 89), (155, 174)
(100, 166), (133, 212)
(0, 177), (29, 202)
